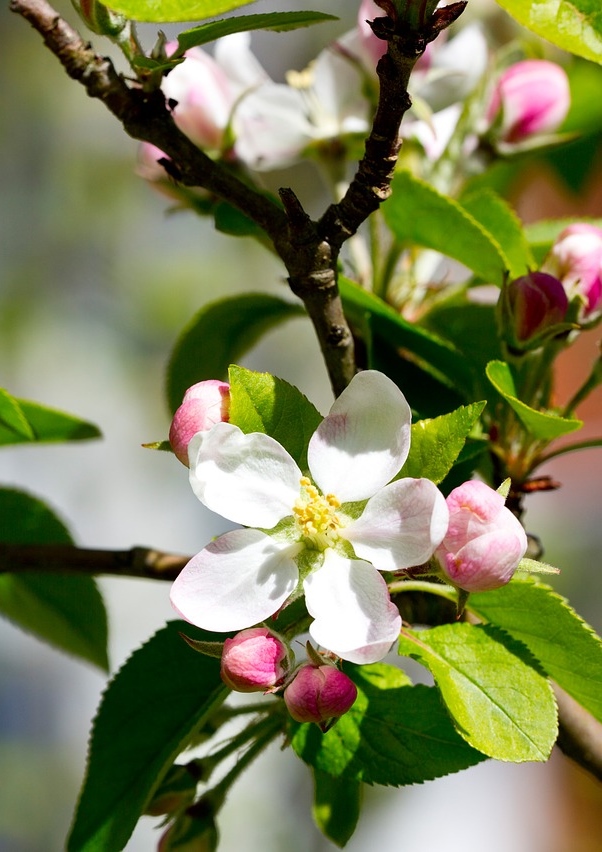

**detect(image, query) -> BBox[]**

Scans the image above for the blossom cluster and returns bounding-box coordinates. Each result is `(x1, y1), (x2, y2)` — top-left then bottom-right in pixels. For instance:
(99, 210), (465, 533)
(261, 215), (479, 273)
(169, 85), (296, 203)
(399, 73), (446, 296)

(170, 372), (528, 683)
(138, 0), (570, 185)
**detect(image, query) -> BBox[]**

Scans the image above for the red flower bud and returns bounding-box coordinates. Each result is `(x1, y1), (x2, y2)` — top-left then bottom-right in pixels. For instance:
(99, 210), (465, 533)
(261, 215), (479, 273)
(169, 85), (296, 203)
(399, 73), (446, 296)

(505, 271), (568, 345)
(220, 627), (290, 693)
(283, 664), (357, 730)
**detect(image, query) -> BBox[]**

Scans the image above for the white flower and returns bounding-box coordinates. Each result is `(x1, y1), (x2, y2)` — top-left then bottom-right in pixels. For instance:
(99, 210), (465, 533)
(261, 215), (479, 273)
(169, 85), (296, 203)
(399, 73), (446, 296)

(170, 371), (449, 664)
(229, 41), (370, 171)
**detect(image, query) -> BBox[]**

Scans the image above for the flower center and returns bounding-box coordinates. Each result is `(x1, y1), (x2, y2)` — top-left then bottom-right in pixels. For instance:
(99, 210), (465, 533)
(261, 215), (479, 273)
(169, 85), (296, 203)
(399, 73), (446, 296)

(292, 476), (342, 550)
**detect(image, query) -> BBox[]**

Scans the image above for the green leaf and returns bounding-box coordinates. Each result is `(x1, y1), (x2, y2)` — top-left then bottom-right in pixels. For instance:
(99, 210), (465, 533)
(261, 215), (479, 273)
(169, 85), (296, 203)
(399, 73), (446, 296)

(460, 189), (534, 279)
(312, 770), (361, 848)
(399, 402), (486, 484)
(398, 623), (558, 762)
(291, 663), (485, 785)
(486, 360), (583, 439)
(383, 171), (510, 285)
(0, 489), (108, 670)
(177, 11), (337, 52)
(166, 294), (305, 413)
(495, 0), (602, 66)
(106, 0), (257, 24)
(0, 388), (35, 440)
(68, 621), (228, 852)
(469, 577), (602, 724)
(0, 390), (100, 446)
(228, 365), (322, 470)
(339, 276), (475, 396)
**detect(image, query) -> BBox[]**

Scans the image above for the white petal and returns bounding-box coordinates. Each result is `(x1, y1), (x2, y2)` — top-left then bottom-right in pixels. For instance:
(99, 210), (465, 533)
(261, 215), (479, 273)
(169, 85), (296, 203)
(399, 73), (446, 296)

(308, 371), (411, 502)
(188, 423), (301, 528)
(214, 32), (269, 91)
(342, 478), (449, 570)
(170, 529), (300, 632)
(304, 550), (401, 664)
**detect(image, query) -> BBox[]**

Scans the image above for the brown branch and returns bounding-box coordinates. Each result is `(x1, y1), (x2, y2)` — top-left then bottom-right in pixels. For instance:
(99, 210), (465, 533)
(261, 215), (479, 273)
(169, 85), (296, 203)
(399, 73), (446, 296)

(554, 684), (602, 782)
(0, 542), (188, 581)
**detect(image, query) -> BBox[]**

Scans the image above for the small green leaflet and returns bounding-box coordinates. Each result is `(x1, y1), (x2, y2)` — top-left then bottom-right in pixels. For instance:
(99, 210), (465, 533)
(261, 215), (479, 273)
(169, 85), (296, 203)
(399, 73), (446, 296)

(0, 489), (108, 671)
(0, 388), (100, 446)
(228, 365), (322, 471)
(312, 770), (361, 848)
(495, 0), (602, 66)
(399, 401), (486, 484)
(469, 577), (602, 724)
(166, 293), (305, 413)
(398, 623), (558, 762)
(383, 171), (510, 285)
(68, 621), (228, 851)
(460, 189), (534, 279)
(291, 663), (485, 785)
(486, 360), (582, 440)
(106, 0), (256, 24)
(177, 11), (338, 52)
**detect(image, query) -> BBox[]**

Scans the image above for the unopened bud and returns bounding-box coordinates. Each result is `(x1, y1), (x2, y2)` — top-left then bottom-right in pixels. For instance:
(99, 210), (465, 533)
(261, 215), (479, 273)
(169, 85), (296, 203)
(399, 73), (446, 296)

(541, 223), (602, 322)
(158, 801), (218, 852)
(283, 664), (357, 731)
(144, 763), (199, 816)
(436, 480), (528, 592)
(73, 0), (127, 37)
(169, 381), (230, 466)
(486, 60), (570, 144)
(220, 627), (290, 693)
(502, 271), (569, 349)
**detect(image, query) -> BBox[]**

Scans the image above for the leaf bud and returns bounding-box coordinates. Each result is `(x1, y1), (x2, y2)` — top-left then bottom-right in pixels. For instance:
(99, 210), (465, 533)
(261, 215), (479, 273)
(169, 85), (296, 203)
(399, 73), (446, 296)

(435, 480), (528, 592)
(220, 627), (290, 693)
(169, 381), (230, 466)
(283, 664), (357, 731)
(144, 763), (200, 816)
(72, 0), (127, 38)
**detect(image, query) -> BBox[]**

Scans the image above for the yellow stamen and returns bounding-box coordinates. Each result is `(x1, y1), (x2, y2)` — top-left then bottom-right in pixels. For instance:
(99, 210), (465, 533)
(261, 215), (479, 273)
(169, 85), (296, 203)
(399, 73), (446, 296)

(292, 476), (342, 550)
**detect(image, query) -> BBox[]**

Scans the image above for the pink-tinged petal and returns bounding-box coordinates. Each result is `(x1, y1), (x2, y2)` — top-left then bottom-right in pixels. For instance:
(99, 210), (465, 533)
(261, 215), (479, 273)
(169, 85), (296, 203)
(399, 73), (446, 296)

(304, 551), (401, 664)
(439, 529), (526, 592)
(170, 528), (300, 632)
(308, 371), (411, 502)
(342, 478), (449, 571)
(188, 423), (301, 528)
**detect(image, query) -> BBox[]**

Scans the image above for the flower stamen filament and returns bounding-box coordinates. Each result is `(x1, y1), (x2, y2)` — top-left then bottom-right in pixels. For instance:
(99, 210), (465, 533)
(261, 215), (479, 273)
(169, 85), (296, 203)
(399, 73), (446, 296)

(293, 476), (342, 550)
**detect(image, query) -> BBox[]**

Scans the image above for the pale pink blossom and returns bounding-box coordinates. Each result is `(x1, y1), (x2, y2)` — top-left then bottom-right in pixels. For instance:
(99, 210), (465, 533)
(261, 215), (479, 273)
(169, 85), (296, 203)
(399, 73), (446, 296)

(169, 380), (230, 466)
(436, 480), (528, 592)
(171, 371), (449, 664)
(541, 223), (602, 320)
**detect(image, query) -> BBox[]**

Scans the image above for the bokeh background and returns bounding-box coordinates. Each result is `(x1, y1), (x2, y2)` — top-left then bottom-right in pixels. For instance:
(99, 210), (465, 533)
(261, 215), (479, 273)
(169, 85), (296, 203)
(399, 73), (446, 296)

(1, 0), (601, 849)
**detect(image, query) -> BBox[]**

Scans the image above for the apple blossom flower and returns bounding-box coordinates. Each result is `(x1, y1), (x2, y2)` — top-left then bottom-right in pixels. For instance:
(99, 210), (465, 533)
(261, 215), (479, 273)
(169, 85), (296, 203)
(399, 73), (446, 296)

(503, 271), (569, 347)
(162, 35), (268, 153)
(170, 371), (449, 664)
(283, 663), (357, 730)
(486, 60), (570, 145)
(436, 480), (528, 592)
(230, 41), (370, 171)
(541, 223), (602, 321)
(169, 380), (230, 466)
(220, 627), (290, 693)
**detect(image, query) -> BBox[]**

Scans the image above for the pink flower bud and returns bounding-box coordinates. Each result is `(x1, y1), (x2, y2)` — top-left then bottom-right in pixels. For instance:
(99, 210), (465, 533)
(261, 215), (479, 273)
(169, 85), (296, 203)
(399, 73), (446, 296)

(162, 47), (235, 151)
(436, 480), (528, 592)
(283, 664), (357, 730)
(505, 271), (568, 345)
(220, 627), (290, 693)
(487, 60), (570, 144)
(357, 0), (388, 67)
(541, 223), (602, 320)
(169, 381), (230, 466)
